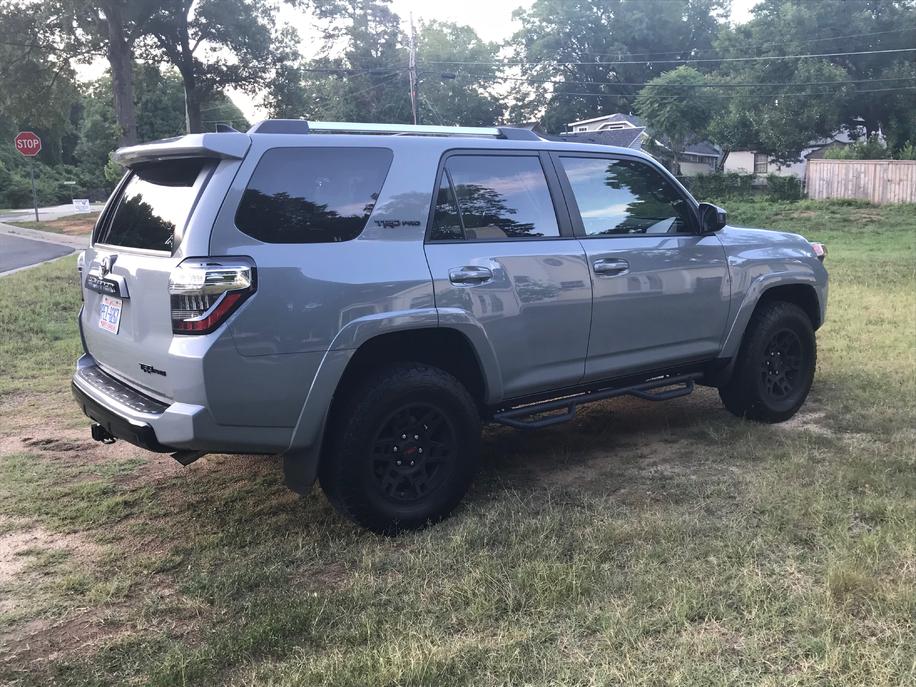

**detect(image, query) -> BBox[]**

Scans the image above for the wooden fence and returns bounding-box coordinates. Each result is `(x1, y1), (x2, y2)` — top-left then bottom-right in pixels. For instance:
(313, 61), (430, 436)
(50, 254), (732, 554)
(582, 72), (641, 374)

(806, 159), (916, 204)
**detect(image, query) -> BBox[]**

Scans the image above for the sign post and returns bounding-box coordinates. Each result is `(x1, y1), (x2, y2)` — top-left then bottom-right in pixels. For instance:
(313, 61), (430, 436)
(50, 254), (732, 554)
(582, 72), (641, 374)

(14, 131), (42, 221)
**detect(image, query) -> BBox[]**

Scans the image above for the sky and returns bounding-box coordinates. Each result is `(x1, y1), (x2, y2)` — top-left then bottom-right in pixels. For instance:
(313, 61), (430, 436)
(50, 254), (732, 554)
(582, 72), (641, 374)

(76, 0), (763, 122)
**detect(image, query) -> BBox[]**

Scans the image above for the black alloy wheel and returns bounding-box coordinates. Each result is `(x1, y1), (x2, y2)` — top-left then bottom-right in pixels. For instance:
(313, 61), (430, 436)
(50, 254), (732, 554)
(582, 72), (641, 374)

(370, 403), (457, 503)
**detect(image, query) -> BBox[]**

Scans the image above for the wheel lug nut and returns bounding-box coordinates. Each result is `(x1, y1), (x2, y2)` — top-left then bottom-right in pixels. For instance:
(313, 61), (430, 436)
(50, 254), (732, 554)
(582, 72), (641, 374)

(410, 460), (415, 466)
(413, 434), (419, 440)
(396, 460), (402, 465)
(392, 446), (398, 452)
(401, 434), (407, 440)
(418, 448), (423, 454)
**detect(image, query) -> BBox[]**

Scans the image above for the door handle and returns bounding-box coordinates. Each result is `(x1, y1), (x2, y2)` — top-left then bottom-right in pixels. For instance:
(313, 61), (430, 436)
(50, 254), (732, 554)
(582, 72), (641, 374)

(593, 258), (629, 276)
(449, 265), (493, 285)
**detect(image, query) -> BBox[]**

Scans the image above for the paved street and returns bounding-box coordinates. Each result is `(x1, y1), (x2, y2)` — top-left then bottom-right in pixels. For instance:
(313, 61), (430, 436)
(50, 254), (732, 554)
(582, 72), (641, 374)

(0, 202), (104, 224)
(0, 233), (73, 274)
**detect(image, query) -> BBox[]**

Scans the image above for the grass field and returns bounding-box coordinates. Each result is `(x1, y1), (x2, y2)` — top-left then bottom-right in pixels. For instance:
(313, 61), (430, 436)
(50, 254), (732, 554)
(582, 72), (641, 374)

(0, 200), (914, 686)
(4, 212), (98, 236)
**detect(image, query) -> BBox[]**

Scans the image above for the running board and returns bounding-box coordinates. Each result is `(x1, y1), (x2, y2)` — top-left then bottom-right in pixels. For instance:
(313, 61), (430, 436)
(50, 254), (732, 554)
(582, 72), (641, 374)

(491, 373), (701, 430)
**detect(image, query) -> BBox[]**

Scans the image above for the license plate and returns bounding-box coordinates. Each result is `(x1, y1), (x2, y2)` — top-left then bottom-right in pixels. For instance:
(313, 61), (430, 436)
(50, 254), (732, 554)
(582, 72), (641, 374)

(98, 295), (122, 334)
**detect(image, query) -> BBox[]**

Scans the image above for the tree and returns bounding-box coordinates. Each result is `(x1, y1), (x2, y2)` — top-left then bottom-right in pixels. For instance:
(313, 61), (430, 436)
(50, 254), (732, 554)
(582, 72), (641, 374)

(712, 0), (916, 154)
(707, 60), (851, 166)
(635, 66), (712, 174)
(136, 0), (288, 132)
(508, 0), (730, 132)
(295, 0), (411, 123)
(414, 21), (503, 126)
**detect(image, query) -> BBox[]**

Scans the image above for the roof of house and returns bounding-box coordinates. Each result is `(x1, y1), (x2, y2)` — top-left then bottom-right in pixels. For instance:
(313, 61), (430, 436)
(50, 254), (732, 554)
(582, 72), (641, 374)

(555, 128), (646, 148)
(566, 113), (720, 158)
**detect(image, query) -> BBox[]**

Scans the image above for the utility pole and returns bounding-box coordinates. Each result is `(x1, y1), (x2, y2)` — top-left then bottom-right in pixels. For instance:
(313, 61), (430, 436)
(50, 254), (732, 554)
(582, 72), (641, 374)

(408, 13), (419, 125)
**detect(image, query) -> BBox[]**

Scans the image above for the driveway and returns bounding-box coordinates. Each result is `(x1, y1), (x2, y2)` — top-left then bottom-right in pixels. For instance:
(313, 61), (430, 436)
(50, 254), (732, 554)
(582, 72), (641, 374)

(0, 233), (73, 275)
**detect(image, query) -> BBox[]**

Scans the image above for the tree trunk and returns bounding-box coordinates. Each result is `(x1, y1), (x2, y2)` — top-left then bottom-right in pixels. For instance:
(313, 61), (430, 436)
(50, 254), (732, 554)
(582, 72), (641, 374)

(102, 0), (137, 146)
(180, 67), (203, 133)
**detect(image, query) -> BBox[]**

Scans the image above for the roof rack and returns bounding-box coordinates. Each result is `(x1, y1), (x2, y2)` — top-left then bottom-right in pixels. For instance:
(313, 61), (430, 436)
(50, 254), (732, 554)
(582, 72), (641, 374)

(247, 119), (540, 141)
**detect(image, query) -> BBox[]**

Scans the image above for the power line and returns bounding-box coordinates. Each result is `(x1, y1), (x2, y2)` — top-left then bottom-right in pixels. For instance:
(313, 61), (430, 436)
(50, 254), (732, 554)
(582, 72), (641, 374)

(547, 85), (916, 101)
(424, 47), (916, 67)
(571, 27), (916, 61)
(424, 72), (916, 89)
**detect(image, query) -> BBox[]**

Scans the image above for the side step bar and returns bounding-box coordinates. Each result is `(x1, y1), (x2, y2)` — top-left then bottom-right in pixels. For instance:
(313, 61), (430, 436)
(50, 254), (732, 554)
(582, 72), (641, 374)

(492, 373), (702, 430)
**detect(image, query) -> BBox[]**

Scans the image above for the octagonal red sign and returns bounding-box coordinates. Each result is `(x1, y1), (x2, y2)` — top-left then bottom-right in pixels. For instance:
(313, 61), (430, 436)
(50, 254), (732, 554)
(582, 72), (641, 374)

(15, 131), (41, 157)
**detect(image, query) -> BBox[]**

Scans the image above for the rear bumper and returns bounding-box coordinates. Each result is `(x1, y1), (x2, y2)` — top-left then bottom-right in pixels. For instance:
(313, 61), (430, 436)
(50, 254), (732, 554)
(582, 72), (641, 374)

(71, 380), (173, 452)
(71, 354), (292, 454)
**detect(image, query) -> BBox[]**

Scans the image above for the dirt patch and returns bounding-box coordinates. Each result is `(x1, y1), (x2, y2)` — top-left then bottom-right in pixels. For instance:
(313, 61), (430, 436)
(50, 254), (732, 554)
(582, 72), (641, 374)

(776, 408), (831, 436)
(21, 437), (95, 453)
(0, 520), (98, 588)
(11, 213), (98, 236)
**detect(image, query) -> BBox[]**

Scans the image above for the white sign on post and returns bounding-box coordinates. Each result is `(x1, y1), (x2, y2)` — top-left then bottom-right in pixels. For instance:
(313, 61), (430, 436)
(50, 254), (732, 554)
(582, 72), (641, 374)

(72, 199), (91, 213)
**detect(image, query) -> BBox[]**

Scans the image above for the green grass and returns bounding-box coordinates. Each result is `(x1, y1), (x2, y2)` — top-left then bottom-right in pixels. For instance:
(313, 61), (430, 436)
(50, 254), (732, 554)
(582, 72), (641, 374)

(0, 200), (914, 686)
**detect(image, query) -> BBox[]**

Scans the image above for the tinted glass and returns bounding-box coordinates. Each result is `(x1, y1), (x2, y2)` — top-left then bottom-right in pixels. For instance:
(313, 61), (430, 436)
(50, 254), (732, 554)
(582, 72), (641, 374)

(98, 158), (206, 251)
(430, 174), (463, 240)
(235, 147), (392, 243)
(560, 157), (694, 236)
(432, 155), (560, 240)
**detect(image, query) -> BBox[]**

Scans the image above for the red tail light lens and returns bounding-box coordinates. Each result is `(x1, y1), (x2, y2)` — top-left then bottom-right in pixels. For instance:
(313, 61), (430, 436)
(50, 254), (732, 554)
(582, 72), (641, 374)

(810, 242), (827, 262)
(168, 258), (256, 334)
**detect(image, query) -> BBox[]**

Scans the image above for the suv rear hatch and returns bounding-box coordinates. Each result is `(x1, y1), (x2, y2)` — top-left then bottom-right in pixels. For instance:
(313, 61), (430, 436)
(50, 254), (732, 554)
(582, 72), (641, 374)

(80, 133), (249, 401)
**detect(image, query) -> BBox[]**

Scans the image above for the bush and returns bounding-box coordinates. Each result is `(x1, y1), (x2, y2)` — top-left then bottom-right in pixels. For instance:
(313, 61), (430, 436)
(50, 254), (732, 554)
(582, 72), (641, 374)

(682, 172), (755, 200)
(825, 135), (891, 160)
(766, 174), (804, 201)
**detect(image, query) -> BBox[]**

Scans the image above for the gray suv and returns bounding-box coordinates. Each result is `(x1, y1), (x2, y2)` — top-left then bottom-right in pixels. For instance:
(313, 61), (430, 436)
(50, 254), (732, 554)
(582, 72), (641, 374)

(72, 120), (828, 533)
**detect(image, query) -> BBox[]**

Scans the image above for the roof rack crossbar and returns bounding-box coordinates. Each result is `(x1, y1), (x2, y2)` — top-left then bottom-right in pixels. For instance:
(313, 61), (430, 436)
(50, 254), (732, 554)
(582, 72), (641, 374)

(247, 119), (542, 140)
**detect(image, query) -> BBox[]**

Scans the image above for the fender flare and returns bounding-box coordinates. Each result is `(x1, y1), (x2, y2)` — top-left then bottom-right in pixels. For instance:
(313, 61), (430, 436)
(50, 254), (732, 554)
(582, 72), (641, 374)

(281, 307), (502, 490)
(719, 271), (820, 360)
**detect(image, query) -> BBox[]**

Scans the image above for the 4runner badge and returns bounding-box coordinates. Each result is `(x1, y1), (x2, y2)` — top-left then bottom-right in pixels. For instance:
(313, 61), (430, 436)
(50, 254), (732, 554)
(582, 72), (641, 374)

(139, 363), (167, 377)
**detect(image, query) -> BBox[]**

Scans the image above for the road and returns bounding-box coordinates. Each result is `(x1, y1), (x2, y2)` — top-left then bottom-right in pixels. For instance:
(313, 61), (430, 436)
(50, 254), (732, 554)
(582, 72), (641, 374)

(0, 233), (73, 274)
(0, 202), (104, 224)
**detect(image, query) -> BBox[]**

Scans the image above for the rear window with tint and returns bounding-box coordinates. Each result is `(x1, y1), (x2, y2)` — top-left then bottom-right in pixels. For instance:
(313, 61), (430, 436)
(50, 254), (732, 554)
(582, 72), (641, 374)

(97, 158), (207, 251)
(235, 147), (393, 243)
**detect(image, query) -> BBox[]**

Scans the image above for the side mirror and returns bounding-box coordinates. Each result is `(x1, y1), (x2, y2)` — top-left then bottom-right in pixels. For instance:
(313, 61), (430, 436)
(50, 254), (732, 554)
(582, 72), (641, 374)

(698, 202), (727, 233)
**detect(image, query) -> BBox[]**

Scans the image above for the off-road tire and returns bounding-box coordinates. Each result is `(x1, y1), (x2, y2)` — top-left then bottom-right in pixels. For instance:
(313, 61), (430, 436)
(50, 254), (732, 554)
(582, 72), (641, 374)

(319, 363), (481, 534)
(719, 301), (816, 423)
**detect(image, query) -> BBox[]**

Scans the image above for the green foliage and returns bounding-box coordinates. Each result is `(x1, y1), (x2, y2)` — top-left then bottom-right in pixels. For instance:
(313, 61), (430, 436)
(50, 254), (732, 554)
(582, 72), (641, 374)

(414, 20), (503, 127)
(765, 174), (804, 201)
(635, 66), (712, 173)
(706, 0), (916, 162)
(896, 143), (916, 161)
(508, 0), (728, 131)
(682, 172), (755, 200)
(825, 136), (891, 160)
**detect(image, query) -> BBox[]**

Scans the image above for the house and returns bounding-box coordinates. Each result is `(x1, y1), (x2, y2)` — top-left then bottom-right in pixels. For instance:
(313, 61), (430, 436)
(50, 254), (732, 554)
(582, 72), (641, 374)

(561, 113), (721, 176)
(723, 136), (853, 178)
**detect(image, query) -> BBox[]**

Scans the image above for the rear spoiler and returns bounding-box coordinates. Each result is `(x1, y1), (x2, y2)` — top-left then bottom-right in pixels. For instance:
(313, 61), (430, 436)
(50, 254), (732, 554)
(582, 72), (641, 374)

(111, 132), (250, 167)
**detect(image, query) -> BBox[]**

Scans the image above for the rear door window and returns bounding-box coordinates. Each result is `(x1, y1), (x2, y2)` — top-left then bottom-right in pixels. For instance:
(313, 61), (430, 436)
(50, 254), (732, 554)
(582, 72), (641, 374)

(235, 147), (393, 243)
(429, 155), (560, 241)
(96, 158), (208, 251)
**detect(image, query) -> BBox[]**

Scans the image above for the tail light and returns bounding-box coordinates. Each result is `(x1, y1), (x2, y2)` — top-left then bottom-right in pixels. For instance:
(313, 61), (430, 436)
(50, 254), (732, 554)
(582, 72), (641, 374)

(810, 242), (827, 262)
(168, 258), (256, 334)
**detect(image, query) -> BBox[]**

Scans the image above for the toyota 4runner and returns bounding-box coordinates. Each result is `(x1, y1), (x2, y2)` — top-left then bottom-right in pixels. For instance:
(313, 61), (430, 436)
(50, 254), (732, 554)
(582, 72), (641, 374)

(72, 120), (828, 533)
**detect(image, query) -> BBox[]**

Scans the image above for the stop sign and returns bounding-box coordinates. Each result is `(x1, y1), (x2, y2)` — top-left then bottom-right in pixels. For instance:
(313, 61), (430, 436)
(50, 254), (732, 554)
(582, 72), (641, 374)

(15, 131), (41, 157)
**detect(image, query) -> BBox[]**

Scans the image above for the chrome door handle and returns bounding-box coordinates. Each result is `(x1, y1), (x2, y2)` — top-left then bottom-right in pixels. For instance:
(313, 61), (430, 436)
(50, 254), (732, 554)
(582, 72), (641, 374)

(449, 265), (493, 285)
(593, 258), (629, 276)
